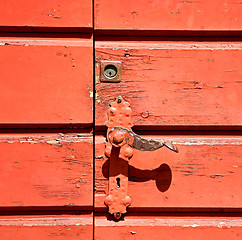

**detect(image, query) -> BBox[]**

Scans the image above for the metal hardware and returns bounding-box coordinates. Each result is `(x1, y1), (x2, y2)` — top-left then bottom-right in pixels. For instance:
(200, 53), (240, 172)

(104, 96), (133, 219)
(109, 126), (178, 152)
(104, 96), (178, 219)
(104, 65), (117, 79)
(100, 61), (121, 82)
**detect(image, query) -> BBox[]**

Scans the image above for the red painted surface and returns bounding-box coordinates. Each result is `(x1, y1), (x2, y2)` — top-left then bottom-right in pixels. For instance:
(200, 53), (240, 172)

(95, 0), (242, 31)
(0, 0), (92, 29)
(95, 41), (242, 127)
(0, 0), (242, 238)
(0, 216), (93, 239)
(96, 135), (242, 209)
(0, 134), (93, 207)
(95, 217), (242, 240)
(0, 38), (93, 124)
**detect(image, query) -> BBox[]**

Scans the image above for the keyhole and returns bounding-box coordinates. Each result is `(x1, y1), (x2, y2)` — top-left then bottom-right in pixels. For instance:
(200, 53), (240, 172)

(116, 177), (121, 188)
(104, 64), (118, 79)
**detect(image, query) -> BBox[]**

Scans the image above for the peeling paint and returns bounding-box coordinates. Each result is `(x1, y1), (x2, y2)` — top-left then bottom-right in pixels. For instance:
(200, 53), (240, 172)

(2, 135), (92, 144)
(0, 39), (92, 47)
(94, 219), (242, 227)
(96, 75), (100, 83)
(96, 42), (242, 50)
(0, 218), (92, 226)
(47, 140), (61, 146)
(183, 224), (200, 228)
(95, 91), (102, 103)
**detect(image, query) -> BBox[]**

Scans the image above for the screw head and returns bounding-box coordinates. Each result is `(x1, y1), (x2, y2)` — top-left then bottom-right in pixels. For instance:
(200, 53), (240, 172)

(141, 111), (149, 118)
(115, 212), (121, 219)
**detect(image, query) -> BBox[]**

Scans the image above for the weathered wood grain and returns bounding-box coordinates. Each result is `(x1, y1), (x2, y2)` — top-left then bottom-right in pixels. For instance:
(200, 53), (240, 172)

(95, 135), (242, 208)
(95, 42), (242, 127)
(95, 217), (242, 240)
(0, 216), (93, 239)
(0, 38), (93, 124)
(95, 0), (242, 32)
(0, 0), (92, 30)
(0, 134), (93, 207)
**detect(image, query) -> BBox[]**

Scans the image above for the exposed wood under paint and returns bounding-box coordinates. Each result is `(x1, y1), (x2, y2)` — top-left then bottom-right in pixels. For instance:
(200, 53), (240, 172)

(0, 217), (93, 226)
(95, 42), (242, 126)
(0, 134), (93, 207)
(95, 135), (242, 208)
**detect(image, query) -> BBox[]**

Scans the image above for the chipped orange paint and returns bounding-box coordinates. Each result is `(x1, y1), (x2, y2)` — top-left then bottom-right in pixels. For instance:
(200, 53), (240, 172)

(0, 216), (93, 239)
(0, 0), (92, 30)
(96, 135), (242, 209)
(0, 134), (93, 207)
(95, 0), (242, 31)
(104, 97), (133, 219)
(96, 217), (242, 240)
(0, 0), (242, 239)
(95, 41), (242, 127)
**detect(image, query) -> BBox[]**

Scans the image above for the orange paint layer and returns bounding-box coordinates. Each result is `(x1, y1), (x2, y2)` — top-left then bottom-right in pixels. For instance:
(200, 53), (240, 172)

(95, 0), (242, 31)
(0, 134), (93, 207)
(0, 39), (93, 124)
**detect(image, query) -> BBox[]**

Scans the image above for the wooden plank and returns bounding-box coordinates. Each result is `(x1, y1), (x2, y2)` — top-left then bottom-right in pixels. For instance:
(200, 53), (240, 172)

(95, 41), (242, 127)
(95, 0), (242, 32)
(95, 217), (242, 240)
(0, 38), (93, 125)
(0, 0), (92, 30)
(0, 134), (92, 207)
(95, 135), (242, 208)
(0, 216), (92, 239)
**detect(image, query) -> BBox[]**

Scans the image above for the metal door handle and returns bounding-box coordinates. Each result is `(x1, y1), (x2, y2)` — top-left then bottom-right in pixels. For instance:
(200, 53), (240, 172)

(104, 96), (178, 219)
(108, 126), (178, 152)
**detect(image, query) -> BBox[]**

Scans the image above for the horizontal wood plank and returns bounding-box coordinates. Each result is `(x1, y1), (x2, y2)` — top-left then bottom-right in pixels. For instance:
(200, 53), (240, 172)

(0, 38), (92, 124)
(95, 0), (242, 32)
(95, 217), (242, 240)
(0, 216), (92, 239)
(0, 134), (92, 207)
(0, 0), (92, 30)
(95, 135), (242, 208)
(95, 42), (242, 127)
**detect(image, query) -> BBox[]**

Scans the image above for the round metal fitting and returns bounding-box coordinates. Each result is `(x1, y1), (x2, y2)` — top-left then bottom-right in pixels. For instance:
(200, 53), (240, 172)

(109, 130), (126, 147)
(113, 132), (125, 145)
(104, 65), (118, 79)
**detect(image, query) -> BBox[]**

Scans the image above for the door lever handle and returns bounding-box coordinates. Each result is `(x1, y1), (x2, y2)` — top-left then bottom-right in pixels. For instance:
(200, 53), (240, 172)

(104, 96), (178, 219)
(108, 126), (178, 152)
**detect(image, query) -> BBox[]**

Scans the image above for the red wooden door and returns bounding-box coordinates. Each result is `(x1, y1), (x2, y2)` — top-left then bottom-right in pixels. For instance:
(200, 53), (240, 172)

(0, 1), (93, 239)
(94, 0), (242, 239)
(0, 1), (242, 239)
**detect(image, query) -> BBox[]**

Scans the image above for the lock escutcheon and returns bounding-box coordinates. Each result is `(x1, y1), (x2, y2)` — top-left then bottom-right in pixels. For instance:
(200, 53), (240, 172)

(104, 96), (178, 219)
(100, 61), (121, 83)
